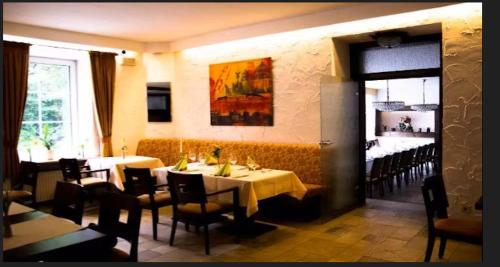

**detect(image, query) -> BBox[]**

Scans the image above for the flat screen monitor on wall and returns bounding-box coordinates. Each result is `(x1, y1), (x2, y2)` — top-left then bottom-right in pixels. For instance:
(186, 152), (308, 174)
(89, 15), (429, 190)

(147, 82), (171, 122)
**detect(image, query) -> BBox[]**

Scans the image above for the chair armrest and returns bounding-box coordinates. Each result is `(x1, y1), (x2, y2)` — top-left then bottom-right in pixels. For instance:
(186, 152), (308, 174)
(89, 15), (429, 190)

(80, 165), (91, 171)
(206, 187), (240, 215)
(81, 168), (110, 181)
(206, 187), (238, 197)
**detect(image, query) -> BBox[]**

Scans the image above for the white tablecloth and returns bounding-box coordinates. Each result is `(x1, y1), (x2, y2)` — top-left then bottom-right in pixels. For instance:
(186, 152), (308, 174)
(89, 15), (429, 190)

(86, 156), (164, 191)
(4, 204), (82, 251)
(153, 163), (307, 217)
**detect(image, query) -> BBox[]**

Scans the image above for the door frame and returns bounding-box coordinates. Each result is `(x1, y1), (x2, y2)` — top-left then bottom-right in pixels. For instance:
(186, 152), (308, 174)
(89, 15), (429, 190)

(349, 33), (444, 204)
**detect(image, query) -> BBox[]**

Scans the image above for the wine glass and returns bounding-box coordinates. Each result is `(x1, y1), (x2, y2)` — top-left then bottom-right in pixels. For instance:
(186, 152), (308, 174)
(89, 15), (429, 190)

(229, 154), (237, 165)
(198, 152), (206, 165)
(188, 151), (197, 163)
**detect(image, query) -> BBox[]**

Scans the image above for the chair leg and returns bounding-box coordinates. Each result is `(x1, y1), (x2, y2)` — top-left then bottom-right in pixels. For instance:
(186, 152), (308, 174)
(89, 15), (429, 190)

(425, 234), (436, 262)
(169, 219), (177, 246)
(439, 235), (447, 258)
(185, 223), (190, 232)
(203, 224), (210, 255)
(396, 174), (401, 189)
(388, 176), (394, 193)
(152, 208), (159, 240)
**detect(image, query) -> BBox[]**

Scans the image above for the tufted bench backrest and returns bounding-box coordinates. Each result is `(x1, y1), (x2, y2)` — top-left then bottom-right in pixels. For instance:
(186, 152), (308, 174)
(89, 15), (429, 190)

(136, 138), (321, 185)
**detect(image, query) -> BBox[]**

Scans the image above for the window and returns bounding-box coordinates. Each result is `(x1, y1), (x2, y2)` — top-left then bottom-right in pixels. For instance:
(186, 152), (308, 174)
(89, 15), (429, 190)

(18, 57), (77, 155)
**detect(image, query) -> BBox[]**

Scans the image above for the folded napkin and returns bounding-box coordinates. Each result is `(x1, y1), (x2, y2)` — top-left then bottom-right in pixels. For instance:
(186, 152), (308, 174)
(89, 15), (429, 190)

(246, 156), (261, 170)
(215, 160), (231, 177)
(172, 155), (188, 171)
(204, 153), (219, 165)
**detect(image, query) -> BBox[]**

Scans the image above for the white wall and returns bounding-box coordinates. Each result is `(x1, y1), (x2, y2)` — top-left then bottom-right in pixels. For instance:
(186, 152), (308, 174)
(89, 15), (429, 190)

(380, 111), (435, 133)
(368, 76), (439, 105)
(366, 77), (439, 134)
(142, 31), (332, 144)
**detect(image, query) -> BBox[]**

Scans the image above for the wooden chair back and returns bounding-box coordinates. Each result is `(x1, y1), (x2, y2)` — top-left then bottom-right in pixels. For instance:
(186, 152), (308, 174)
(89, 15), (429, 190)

(96, 192), (142, 262)
(14, 161), (39, 197)
(52, 181), (85, 224)
(59, 158), (83, 184)
(369, 157), (384, 180)
(123, 167), (155, 197)
(427, 143), (435, 159)
(381, 154), (392, 176)
(167, 171), (207, 205)
(390, 152), (401, 173)
(421, 175), (450, 233)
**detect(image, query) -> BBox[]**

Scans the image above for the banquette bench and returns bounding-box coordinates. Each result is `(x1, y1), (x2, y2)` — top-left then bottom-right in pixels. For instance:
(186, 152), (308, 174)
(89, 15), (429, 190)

(136, 138), (325, 216)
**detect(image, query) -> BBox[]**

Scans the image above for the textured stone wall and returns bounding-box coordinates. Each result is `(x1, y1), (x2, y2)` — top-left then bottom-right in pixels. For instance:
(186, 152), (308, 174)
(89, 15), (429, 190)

(441, 13), (482, 215)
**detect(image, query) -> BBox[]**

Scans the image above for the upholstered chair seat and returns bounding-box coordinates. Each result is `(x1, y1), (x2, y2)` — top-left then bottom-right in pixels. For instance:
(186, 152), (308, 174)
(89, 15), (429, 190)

(137, 191), (171, 207)
(435, 218), (482, 240)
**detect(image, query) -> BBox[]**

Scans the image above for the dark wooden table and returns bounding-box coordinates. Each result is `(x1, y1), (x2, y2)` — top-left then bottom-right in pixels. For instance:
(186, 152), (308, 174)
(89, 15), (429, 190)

(3, 203), (109, 262)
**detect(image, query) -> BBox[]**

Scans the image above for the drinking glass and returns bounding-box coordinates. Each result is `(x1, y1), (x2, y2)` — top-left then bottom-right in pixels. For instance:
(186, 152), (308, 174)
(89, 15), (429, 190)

(198, 152), (206, 165)
(229, 154), (237, 165)
(188, 151), (197, 162)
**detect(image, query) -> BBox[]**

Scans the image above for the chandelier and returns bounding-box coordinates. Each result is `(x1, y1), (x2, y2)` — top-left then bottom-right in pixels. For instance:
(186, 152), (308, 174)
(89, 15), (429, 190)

(411, 79), (438, 111)
(372, 80), (405, 112)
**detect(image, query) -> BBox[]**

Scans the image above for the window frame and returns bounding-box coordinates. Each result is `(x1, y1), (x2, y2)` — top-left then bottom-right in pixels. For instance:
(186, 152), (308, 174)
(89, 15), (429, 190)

(22, 56), (79, 151)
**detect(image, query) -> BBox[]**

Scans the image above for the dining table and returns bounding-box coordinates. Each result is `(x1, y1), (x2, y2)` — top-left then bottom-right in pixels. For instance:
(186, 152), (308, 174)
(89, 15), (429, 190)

(86, 155), (165, 191)
(153, 162), (308, 218)
(3, 202), (108, 262)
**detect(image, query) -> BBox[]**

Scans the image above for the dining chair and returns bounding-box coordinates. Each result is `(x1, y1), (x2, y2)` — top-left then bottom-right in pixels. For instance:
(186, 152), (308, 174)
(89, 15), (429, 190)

(381, 154), (393, 193)
(412, 146), (424, 180)
(419, 145), (430, 176)
(52, 181), (86, 224)
(421, 175), (482, 262)
(123, 167), (171, 240)
(88, 192), (142, 262)
(398, 150), (411, 185)
(389, 152), (402, 189)
(425, 143), (435, 174)
(59, 158), (110, 202)
(166, 171), (240, 255)
(407, 148), (417, 181)
(366, 157), (384, 198)
(7, 161), (39, 208)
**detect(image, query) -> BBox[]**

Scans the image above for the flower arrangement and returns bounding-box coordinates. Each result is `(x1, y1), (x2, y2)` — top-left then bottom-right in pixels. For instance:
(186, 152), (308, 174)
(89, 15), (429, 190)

(211, 145), (221, 160)
(399, 116), (413, 132)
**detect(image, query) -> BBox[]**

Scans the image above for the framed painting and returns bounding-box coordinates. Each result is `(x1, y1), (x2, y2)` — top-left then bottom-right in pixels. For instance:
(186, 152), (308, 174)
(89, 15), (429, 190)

(209, 57), (273, 126)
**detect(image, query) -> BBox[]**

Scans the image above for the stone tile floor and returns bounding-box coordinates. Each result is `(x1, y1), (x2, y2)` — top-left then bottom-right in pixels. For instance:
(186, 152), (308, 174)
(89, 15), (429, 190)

(78, 198), (482, 262)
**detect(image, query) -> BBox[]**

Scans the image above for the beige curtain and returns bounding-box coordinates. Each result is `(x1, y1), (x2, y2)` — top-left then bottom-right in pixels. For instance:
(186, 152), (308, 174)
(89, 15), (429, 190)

(3, 41), (31, 183)
(89, 51), (116, 157)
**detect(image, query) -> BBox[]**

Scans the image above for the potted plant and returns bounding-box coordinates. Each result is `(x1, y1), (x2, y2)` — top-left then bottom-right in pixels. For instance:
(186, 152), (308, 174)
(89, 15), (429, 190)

(39, 124), (56, 160)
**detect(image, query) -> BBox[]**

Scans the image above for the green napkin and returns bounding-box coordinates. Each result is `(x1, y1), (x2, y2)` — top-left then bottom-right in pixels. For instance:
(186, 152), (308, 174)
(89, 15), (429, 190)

(172, 155), (188, 171)
(215, 160), (231, 177)
(246, 156), (261, 170)
(204, 153), (219, 165)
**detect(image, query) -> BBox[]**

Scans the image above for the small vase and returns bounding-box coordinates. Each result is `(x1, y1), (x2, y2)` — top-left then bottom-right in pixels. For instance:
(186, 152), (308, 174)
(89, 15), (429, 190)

(47, 149), (54, 160)
(121, 149), (126, 159)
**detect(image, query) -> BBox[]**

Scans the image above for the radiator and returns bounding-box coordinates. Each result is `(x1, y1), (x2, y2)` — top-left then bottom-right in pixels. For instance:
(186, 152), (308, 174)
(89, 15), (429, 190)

(36, 170), (64, 202)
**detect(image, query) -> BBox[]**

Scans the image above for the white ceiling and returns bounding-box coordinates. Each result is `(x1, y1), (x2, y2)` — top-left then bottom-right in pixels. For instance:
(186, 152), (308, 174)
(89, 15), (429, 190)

(3, 3), (351, 42)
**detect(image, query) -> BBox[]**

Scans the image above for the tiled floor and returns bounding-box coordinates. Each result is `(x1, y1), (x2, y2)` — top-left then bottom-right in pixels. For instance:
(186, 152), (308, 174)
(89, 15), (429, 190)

(78, 198), (481, 262)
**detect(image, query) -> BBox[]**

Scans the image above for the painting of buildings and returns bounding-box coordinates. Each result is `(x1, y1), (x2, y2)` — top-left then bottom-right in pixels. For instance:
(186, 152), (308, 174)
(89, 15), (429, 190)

(209, 57), (273, 126)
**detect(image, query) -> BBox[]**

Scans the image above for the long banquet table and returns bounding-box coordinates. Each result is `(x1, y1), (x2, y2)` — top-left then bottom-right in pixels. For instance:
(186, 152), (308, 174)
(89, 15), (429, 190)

(153, 163), (308, 217)
(86, 155), (164, 191)
(3, 202), (108, 261)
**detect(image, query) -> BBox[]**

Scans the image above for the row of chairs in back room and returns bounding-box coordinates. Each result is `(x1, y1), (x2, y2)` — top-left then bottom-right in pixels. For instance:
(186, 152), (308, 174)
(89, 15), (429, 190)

(366, 143), (438, 198)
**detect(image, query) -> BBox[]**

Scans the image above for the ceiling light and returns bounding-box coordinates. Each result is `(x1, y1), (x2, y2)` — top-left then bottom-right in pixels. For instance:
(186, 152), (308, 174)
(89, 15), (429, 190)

(372, 80), (405, 112)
